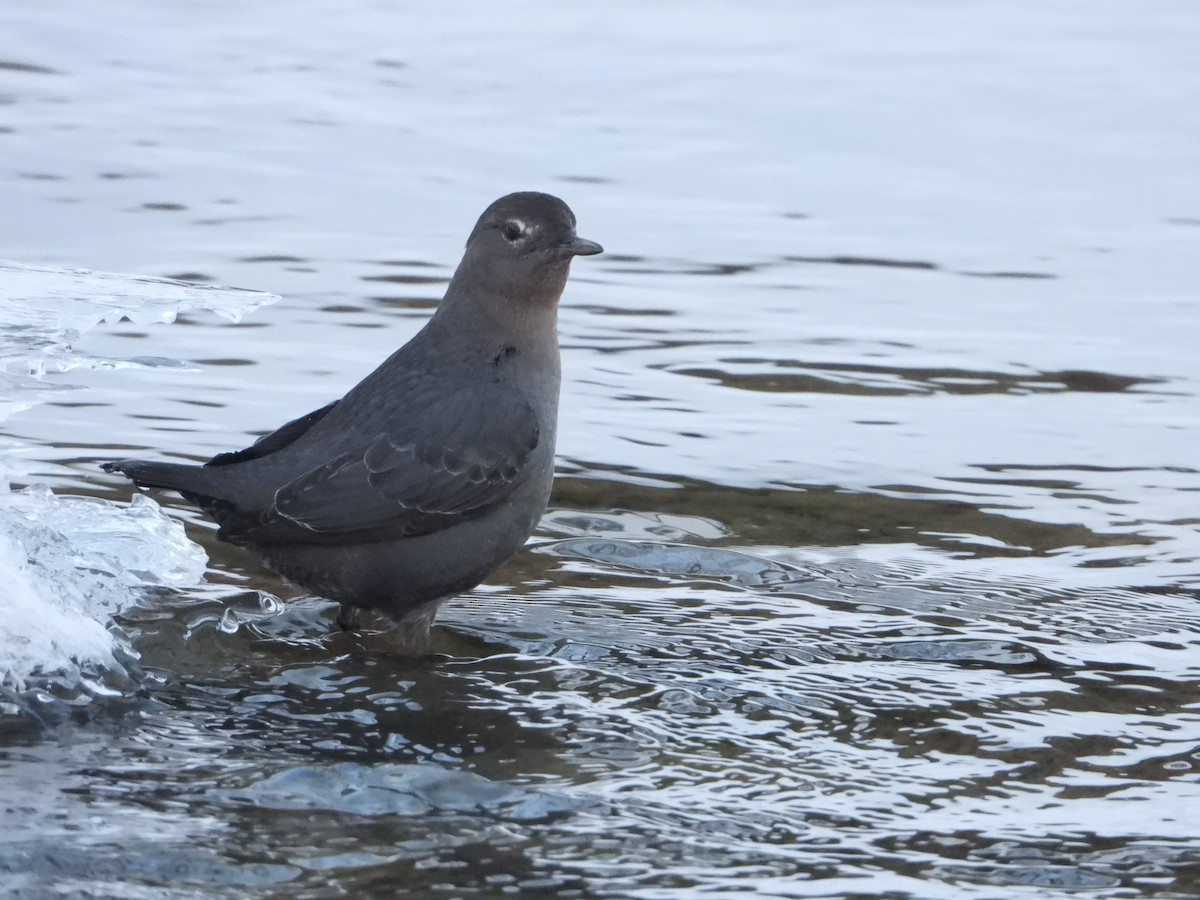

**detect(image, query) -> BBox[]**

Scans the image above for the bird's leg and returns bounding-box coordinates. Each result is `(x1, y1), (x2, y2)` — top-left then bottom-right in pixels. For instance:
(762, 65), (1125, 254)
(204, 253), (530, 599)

(336, 602), (363, 631)
(334, 600), (439, 656)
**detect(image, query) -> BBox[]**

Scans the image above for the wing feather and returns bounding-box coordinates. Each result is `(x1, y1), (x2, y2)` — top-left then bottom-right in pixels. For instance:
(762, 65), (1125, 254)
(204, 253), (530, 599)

(224, 384), (540, 544)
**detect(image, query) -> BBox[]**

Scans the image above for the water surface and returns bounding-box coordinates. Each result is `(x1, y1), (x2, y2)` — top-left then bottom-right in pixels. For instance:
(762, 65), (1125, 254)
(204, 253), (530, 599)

(2, 2), (1198, 897)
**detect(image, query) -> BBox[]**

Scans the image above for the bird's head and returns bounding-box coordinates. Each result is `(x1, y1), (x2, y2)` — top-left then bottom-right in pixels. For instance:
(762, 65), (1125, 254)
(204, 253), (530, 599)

(457, 192), (602, 305)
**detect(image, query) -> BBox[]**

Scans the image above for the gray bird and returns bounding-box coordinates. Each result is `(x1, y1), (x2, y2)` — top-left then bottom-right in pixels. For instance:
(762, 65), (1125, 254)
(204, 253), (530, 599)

(104, 192), (602, 647)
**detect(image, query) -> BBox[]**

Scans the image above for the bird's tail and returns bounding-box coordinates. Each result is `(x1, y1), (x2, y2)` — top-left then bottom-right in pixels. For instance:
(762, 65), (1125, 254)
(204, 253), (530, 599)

(101, 458), (217, 497)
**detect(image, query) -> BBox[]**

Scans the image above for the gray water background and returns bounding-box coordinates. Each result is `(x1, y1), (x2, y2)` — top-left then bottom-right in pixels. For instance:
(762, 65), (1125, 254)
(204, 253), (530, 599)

(2, 2), (1199, 896)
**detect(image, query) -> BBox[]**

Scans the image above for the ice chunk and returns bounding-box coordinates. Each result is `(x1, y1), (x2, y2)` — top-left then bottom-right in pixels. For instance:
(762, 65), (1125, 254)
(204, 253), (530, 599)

(0, 487), (207, 692)
(0, 260), (277, 332)
(0, 260), (279, 414)
(0, 261), (274, 699)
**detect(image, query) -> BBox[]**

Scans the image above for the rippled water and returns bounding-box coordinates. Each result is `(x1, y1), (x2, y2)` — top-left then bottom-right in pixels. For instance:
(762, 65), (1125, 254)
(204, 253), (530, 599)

(3, 2), (1199, 897)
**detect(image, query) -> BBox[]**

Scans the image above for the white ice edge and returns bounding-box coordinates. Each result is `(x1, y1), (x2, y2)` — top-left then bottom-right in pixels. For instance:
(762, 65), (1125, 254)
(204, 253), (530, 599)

(1, 260), (280, 328)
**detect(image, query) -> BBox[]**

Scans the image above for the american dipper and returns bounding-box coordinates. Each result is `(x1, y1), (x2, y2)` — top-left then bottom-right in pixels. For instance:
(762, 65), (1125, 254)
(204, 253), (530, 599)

(104, 192), (602, 646)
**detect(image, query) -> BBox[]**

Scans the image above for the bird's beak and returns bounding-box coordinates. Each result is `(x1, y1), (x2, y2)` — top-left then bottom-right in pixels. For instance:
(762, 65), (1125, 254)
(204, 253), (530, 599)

(561, 236), (604, 257)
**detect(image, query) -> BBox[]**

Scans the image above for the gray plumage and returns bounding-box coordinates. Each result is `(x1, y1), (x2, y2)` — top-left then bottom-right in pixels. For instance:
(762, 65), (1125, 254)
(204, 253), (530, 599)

(104, 192), (601, 645)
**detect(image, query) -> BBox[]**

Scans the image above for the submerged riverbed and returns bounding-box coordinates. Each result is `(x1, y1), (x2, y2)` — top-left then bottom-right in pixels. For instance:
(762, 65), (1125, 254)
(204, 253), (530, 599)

(2, 2), (1199, 897)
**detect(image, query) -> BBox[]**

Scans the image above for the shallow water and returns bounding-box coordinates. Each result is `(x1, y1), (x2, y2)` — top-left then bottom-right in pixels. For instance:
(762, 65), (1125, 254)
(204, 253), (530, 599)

(2, 1), (1199, 897)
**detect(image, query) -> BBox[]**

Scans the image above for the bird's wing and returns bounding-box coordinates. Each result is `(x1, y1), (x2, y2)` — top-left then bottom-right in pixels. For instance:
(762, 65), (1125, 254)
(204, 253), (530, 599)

(205, 400), (339, 467)
(223, 383), (540, 545)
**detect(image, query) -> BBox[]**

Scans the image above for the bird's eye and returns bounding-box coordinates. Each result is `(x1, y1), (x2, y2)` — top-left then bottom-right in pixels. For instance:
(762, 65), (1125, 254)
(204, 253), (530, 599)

(502, 220), (525, 242)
